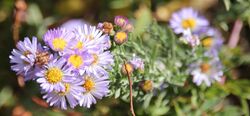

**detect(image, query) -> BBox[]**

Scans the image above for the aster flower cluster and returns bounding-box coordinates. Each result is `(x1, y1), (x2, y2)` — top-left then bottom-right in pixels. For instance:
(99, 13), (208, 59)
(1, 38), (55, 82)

(169, 7), (224, 86)
(9, 24), (114, 109)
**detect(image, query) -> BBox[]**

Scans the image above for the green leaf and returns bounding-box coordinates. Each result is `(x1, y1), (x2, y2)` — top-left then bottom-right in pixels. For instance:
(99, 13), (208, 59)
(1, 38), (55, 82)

(223, 0), (231, 11)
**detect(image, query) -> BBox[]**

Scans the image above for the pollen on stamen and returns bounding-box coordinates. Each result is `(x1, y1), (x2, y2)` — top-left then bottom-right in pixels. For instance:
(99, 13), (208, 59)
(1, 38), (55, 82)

(52, 38), (67, 51)
(68, 54), (83, 69)
(45, 67), (63, 84)
(83, 77), (95, 92)
(182, 18), (197, 29)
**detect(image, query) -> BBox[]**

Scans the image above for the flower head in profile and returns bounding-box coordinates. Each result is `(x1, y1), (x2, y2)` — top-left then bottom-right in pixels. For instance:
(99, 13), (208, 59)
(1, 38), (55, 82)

(79, 75), (109, 108)
(189, 57), (223, 86)
(199, 28), (224, 56)
(130, 55), (144, 71)
(43, 28), (73, 55)
(180, 29), (200, 47)
(42, 80), (84, 110)
(83, 50), (114, 78)
(169, 7), (209, 34)
(9, 37), (45, 81)
(36, 57), (74, 92)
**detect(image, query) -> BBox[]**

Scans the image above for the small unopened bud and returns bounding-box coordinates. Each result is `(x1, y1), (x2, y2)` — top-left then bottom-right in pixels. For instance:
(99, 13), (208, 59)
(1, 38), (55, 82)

(114, 16), (128, 27)
(140, 80), (153, 92)
(123, 23), (134, 32)
(121, 63), (134, 75)
(114, 31), (128, 45)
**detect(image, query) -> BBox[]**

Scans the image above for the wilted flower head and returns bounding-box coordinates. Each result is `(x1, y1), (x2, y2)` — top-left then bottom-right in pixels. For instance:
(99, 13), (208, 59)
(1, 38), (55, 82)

(189, 57), (223, 86)
(9, 37), (46, 81)
(121, 62), (134, 75)
(169, 7), (209, 34)
(97, 22), (114, 35)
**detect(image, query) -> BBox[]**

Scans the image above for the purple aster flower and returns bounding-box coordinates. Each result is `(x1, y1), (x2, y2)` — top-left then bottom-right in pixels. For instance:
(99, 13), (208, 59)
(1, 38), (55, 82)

(36, 57), (74, 92)
(200, 28), (224, 56)
(43, 28), (73, 55)
(114, 15), (129, 27)
(189, 57), (223, 86)
(73, 24), (111, 51)
(61, 19), (88, 31)
(83, 50), (114, 78)
(9, 37), (44, 80)
(42, 80), (84, 110)
(180, 29), (200, 47)
(79, 74), (109, 108)
(64, 51), (93, 75)
(129, 55), (144, 71)
(169, 7), (209, 34)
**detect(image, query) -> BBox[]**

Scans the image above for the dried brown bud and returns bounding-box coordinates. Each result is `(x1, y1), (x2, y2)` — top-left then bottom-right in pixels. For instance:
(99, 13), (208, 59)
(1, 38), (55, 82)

(102, 22), (113, 34)
(35, 51), (50, 66)
(121, 63), (134, 75)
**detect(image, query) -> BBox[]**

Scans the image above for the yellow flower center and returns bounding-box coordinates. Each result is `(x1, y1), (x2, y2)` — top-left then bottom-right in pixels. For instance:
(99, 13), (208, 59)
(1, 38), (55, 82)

(85, 34), (94, 40)
(91, 54), (99, 65)
(200, 63), (210, 73)
(83, 77), (95, 92)
(68, 54), (83, 68)
(46, 67), (63, 84)
(75, 41), (84, 50)
(115, 32), (127, 43)
(202, 37), (213, 48)
(52, 38), (66, 51)
(58, 83), (70, 96)
(182, 18), (196, 29)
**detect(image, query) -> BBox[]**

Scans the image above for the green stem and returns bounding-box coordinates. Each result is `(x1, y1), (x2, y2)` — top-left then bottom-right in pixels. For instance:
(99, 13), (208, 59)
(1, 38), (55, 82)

(241, 98), (249, 116)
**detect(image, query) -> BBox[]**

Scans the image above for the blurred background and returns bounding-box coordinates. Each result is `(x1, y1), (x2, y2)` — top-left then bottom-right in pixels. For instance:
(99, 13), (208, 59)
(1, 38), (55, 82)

(1, 0), (250, 115)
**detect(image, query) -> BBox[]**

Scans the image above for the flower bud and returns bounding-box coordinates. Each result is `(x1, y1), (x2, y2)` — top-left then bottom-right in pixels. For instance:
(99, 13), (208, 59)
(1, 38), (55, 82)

(121, 63), (134, 75)
(98, 22), (114, 35)
(114, 31), (128, 45)
(140, 80), (153, 92)
(114, 16), (128, 27)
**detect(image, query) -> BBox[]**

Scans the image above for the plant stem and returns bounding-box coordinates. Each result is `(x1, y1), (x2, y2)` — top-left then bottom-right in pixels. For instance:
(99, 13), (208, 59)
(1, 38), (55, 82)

(124, 61), (136, 116)
(228, 19), (243, 48)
